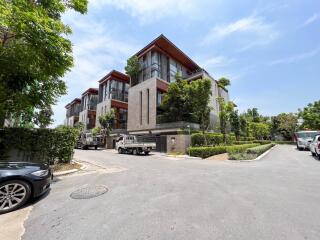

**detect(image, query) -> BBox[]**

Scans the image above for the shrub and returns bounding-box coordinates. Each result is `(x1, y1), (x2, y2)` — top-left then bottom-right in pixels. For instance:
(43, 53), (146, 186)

(233, 140), (254, 145)
(226, 143), (260, 154)
(246, 143), (275, 155)
(239, 136), (255, 141)
(0, 127), (80, 164)
(253, 140), (272, 145)
(191, 133), (236, 146)
(188, 143), (259, 158)
(273, 141), (295, 145)
(228, 153), (257, 160)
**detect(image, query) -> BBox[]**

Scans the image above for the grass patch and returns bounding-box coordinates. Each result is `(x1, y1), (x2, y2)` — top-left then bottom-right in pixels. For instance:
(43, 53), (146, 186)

(52, 162), (82, 172)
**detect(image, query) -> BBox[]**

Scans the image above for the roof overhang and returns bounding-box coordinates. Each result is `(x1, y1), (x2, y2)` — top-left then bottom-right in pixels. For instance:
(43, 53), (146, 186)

(134, 34), (201, 72)
(99, 70), (129, 85)
(82, 88), (98, 96)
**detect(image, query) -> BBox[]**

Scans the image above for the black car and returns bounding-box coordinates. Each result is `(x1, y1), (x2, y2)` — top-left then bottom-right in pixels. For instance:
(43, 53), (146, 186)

(0, 162), (52, 214)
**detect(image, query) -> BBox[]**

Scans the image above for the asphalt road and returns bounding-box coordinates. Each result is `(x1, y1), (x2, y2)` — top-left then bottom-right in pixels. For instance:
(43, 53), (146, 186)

(22, 145), (320, 240)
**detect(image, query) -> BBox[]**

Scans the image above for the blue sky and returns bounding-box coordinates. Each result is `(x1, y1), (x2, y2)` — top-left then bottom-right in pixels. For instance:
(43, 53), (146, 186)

(53, 0), (320, 126)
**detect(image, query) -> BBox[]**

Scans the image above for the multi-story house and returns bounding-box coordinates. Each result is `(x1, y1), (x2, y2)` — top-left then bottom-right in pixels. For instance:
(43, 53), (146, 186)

(95, 70), (129, 131)
(78, 88), (98, 131)
(127, 34), (229, 135)
(64, 98), (81, 127)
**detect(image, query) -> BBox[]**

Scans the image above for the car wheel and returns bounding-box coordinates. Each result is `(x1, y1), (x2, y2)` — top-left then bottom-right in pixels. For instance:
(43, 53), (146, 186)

(95, 146), (98, 150)
(312, 151), (316, 156)
(0, 180), (31, 214)
(144, 151), (150, 155)
(118, 148), (123, 154)
(133, 149), (137, 155)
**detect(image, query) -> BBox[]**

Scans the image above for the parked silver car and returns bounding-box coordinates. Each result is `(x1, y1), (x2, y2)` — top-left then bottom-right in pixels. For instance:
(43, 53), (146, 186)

(310, 134), (320, 159)
(294, 131), (320, 150)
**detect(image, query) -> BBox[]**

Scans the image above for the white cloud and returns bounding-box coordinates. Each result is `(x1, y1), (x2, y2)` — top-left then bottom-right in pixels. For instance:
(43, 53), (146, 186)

(51, 13), (140, 126)
(268, 48), (320, 65)
(300, 13), (320, 28)
(198, 55), (236, 69)
(202, 15), (279, 50)
(89, 0), (214, 24)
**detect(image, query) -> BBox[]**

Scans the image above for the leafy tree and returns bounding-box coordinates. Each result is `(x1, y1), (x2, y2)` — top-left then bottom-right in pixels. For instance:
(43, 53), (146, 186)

(299, 100), (320, 130)
(230, 110), (241, 140)
(240, 114), (250, 138)
(217, 77), (231, 89)
(159, 74), (212, 127)
(271, 113), (297, 140)
(250, 122), (270, 140)
(0, 0), (88, 127)
(92, 126), (102, 136)
(33, 106), (54, 128)
(217, 97), (234, 143)
(74, 122), (84, 132)
(125, 56), (140, 84)
(99, 109), (115, 136)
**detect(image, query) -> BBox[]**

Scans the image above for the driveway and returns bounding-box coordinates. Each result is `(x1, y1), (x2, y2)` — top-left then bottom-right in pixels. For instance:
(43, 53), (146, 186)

(20, 145), (320, 240)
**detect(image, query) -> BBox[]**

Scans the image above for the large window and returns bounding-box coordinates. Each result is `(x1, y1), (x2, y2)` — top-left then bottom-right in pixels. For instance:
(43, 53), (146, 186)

(108, 80), (129, 102)
(169, 58), (183, 83)
(157, 90), (164, 107)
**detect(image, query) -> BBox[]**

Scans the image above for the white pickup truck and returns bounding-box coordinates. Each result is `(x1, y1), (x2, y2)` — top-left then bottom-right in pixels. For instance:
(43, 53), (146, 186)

(115, 134), (156, 155)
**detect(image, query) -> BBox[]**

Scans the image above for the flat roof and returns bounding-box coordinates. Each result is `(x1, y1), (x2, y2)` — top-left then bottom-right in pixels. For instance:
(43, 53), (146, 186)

(134, 34), (201, 72)
(81, 88), (98, 96)
(65, 98), (81, 108)
(99, 70), (129, 85)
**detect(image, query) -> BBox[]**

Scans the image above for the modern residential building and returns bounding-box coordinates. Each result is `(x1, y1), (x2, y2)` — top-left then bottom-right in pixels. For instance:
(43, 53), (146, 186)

(65, 34), (230, 151)
(78, 88), (98, 131)
(64, 98), (81, 127)
(127, 34), (229, 135)
(95, 70), (129, 131)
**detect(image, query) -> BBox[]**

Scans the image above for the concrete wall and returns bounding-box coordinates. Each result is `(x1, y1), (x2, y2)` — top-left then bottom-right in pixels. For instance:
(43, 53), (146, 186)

(127, 77), (157, 131)
(95, 99), (112, 128)
(166, 135), (191, 154)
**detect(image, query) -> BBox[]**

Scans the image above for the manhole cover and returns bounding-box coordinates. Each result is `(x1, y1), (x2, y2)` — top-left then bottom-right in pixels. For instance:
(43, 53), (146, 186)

(70, 185), (108, 199)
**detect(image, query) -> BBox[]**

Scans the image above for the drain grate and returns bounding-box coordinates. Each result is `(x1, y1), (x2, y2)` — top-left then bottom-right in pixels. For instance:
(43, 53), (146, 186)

(70, 185), (108, 199)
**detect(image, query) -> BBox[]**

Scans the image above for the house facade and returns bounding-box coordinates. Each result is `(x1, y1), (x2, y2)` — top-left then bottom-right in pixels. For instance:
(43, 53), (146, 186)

(64, 98), (81, 127)
(78, 88), (98, 131)
(65, 34), (230, 139)
(127, 35), (229, 134)
(95, 70), (129, 131)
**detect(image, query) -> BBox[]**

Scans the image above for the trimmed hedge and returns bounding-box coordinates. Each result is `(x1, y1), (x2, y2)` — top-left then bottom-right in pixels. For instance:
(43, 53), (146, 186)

(253, 140), (272, 144)
(239, 136), (255, 141)
(191, 133), (236, 146)
(229, 143), (274, 160)
(188, 143), (259, 158)
(247, 143), (275, 155)
(233, 140), (254, 145)
(273, 141), (295, 145)
(0, 127), (79, 164)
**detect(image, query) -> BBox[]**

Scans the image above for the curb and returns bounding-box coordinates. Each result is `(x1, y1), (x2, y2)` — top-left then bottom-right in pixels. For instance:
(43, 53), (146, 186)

(54, 169), (79, 176)
(53, 160), (84, 176)
(227, 145), (276, 162)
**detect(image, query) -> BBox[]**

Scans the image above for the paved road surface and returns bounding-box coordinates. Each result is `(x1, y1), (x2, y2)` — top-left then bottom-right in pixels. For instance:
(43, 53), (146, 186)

(22, 145), (320, 240)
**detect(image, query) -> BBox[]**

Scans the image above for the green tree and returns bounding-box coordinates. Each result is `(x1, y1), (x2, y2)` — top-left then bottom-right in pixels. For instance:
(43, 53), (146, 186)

(299, 100), (320, 130)
(0, 0), (88, 127)
(217, 77), (231, 89)
(271, 113), (297, 140)
(159, 74), (212, 127)
(99, 109), (116, 136)
(217, 97), (234, 143)
(250, 122), (270, 140)
(125, 56), (140, 84)
(230, 110), (241, 140)
(92, 126), (102, 136)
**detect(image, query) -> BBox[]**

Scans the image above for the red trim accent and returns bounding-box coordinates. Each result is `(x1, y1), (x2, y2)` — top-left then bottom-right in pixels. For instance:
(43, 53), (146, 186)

(82, 88), (98, 96)
(134, 34), (200, 72)
(111, 100), (128, 109)
(99, 70), (130, 85)
(156, 79), (169, 92)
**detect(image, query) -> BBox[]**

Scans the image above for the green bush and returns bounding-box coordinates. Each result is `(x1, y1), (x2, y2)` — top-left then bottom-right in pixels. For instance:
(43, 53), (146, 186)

(0, 127), (80, 164)
(253, 140), (272, 145)
(273, 141), (295, 145)
(229, 143), (275, 160)
(191, 133), (236, 146)
(188, 143), (259, 158)
(239, 136), (255, 141)
(233, 140), (254, 145)
(247, 143), (275, 155)
(226, 143), (260, 154)
(228, 153), (257, 160)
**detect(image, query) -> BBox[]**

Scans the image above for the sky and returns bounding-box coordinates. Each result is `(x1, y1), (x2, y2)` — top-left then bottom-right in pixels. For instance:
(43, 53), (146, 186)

(52, 0), (320, 126)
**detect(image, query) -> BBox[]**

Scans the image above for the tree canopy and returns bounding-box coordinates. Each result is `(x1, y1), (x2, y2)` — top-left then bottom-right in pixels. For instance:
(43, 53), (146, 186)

(158, 74), (212, 130)
(217, 77), (231, 89)
(0, 0), (88, 127)
(299, 100), (320, 130)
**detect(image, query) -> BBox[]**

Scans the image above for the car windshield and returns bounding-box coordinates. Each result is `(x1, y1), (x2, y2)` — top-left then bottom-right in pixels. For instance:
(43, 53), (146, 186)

(296, 132), (320, 139)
